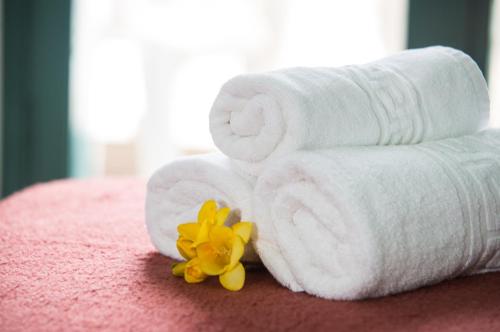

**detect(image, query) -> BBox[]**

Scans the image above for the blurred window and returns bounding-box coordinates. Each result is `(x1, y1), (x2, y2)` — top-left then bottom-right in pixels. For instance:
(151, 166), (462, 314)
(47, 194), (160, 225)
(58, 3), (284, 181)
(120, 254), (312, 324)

(70, 0), (408, 177)
(489, 0), (500, 128)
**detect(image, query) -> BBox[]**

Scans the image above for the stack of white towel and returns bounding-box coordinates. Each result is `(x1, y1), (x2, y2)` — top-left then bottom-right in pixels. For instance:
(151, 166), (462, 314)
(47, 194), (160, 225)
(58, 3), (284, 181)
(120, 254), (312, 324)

(146, 46), (500, 300)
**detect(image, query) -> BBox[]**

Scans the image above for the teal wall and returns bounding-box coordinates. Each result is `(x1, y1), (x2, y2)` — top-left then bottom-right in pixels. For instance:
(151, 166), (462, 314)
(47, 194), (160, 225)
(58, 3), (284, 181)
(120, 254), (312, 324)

(1, 0), (71, 197)
(0, 0), (3, 197)
(408, 0), (492, 77)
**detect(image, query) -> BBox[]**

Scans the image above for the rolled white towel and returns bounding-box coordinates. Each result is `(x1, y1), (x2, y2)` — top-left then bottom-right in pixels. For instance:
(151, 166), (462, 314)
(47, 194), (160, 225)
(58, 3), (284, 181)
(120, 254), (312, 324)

(210, 46), (490, 176)
(146, 153), (258, 262)
(253, 129), (500, 300)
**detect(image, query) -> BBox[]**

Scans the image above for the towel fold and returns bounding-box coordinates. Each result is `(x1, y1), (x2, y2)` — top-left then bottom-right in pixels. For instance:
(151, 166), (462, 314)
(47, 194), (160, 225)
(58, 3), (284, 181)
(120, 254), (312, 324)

(146, 153), (258, 262)
(210, 46), (489, 176)
(253, 129), (500, 300)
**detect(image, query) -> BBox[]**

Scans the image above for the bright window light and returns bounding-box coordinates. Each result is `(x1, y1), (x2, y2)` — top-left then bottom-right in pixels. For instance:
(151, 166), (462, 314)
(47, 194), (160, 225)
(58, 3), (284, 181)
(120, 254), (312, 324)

(70, 0), (408, 177)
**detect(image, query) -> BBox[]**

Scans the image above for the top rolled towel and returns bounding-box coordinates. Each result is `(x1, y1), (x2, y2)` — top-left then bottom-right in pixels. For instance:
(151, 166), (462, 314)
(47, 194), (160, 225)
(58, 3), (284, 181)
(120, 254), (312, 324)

(210, 46), (489, 175)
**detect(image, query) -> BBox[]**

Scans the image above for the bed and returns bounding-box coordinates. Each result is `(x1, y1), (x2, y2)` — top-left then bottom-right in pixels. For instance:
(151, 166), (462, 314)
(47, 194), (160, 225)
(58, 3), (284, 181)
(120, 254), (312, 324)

(1, 178), (499, 331)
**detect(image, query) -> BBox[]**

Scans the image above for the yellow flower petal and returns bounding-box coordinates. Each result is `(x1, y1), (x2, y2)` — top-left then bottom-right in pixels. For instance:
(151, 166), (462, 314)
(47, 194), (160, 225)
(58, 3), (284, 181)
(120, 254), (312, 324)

(177, 223), (200, 241)
(227, 235), (244, 271)
(172, 261), (187, 277)
(176, 237), (197, 260)
(215, 207), (231, 226)
(191, 220), (210, 247)
(219, 262), (245, 291)
(184, 258), (207, 283)
(197, 243), (229, 276)
(231, 222), (253, 244)
(174, 200), (253, 290)
(209, 225), (233, 245)
(197, 200), (217, 224)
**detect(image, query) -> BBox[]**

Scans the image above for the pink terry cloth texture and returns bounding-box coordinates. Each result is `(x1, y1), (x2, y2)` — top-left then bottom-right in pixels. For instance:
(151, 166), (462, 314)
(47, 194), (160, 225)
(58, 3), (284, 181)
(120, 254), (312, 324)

(1, 178), (500, 332)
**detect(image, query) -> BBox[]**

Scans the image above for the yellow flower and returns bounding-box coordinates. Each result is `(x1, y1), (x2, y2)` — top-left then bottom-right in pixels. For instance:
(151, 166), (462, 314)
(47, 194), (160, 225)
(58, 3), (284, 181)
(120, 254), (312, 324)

(175, 200), (230, 259)
(196, 222), (252, 291)
(172, 258), (207, 283)
(171, 200), (253, 291)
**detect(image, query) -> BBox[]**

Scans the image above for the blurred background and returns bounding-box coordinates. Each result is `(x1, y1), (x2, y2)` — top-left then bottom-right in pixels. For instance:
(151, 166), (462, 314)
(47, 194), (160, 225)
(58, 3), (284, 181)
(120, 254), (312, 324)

(1, 0), (498, 197)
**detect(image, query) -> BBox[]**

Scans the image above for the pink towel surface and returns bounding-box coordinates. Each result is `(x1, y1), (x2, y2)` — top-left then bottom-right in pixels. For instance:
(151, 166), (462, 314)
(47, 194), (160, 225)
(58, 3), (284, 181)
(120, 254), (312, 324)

(1, 178), (499, 332)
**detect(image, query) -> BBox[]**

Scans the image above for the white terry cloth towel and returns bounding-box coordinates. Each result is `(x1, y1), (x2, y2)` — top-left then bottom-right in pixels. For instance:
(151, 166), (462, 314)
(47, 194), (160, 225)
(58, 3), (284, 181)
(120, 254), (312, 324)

(146, 153), (259, 262)
(253, 129), (500, 300)
(210, 46), (490, 176)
